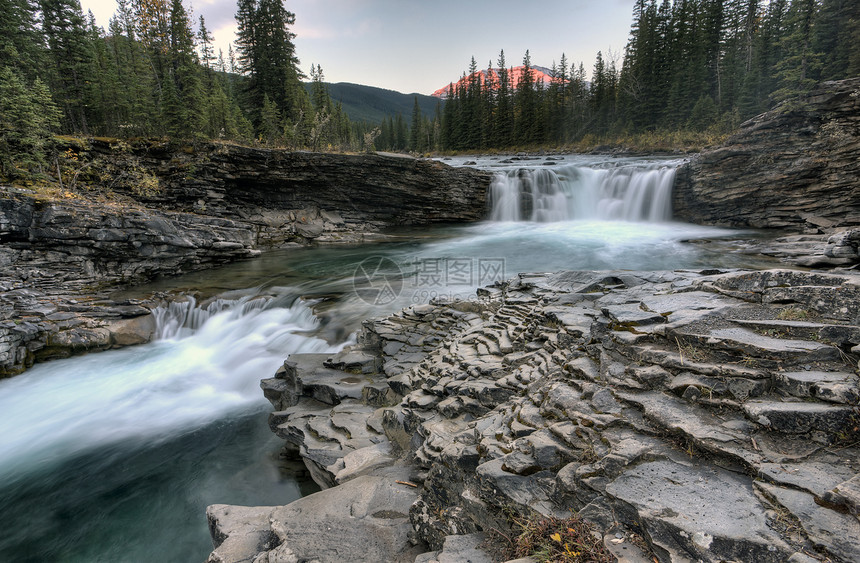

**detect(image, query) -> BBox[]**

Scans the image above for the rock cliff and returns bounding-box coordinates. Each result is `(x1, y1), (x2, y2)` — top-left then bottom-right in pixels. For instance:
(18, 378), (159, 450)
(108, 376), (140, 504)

(215, 269), (860, 563)
(0, 146), (490, 376)
(675, 78), (860, 231)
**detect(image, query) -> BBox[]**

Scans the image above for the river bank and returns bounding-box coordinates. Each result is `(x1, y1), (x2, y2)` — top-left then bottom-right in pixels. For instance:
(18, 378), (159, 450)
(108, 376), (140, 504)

(213, 267), (860, 562)
(2, 78), (860, 561)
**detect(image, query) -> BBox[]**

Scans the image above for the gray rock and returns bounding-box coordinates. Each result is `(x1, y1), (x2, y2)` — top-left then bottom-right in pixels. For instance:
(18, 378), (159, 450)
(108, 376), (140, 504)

(261, 470), (424, 563)
(606, 459), (790, 562)
(757, 482), (860, 562)
(418, 533), (494, 563)
(743, 401), (856, 435)
(206, 504), (278, 563)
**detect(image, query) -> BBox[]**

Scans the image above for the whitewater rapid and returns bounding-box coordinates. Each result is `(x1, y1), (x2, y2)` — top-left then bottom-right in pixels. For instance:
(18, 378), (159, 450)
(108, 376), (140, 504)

(0, 294), (341, 482)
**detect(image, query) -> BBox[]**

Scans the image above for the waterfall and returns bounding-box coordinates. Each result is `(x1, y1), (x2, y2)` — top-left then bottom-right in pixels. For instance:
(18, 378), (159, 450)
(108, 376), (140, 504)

(488, 161), (679, 222)
(152, 293), (291, 340)
(0, 292), (337, 482)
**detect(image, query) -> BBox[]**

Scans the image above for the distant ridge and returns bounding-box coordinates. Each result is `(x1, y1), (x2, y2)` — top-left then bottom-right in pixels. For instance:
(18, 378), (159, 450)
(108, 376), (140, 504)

(432, 65), (555, 99)
(303, 82), (440, 123)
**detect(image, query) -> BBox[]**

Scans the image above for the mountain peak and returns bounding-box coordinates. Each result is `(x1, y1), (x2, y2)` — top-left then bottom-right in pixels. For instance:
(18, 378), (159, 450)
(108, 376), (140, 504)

(432, 65), (554, 98)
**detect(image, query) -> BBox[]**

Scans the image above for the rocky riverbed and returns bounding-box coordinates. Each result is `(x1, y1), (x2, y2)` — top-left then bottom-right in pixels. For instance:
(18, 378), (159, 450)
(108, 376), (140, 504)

(0, 148), (489, 376)
(209, 268), (860, 563)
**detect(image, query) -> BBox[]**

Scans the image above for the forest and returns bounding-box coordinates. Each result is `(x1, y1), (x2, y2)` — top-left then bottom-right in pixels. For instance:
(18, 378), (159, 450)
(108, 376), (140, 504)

(1, 0), (859, 178)
(412, 0), (860, 152)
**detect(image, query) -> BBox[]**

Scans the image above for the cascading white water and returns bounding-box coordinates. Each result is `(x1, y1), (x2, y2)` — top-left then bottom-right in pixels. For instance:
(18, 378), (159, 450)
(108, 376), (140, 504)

(0, 293), (340, 481)
(488, 162), (678, 222)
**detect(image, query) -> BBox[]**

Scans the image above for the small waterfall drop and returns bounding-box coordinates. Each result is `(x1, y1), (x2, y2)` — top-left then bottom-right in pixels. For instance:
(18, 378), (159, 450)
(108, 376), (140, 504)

(488, 161), (679, 222)
(0, 292), (338, 482)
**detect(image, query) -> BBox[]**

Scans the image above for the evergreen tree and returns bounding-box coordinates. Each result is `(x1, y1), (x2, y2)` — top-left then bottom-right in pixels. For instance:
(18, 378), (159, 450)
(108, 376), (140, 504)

(772, 0), (822, 104)
(0, 67), (61, 177)
(814, 0), (851, 78)
(40, 0), (96, 133)
(197, 15), (215, 72)
(166, 0), (204, 138)
(234, 0), (303, 129)
(86, 12), (122, 134)
(259, 92), (281, 145)
(514, 50), (540, 144)
(0, 0), (45, 80)
(394, 113), (407, 150)
(409, 97), (421, 152)
(494, 51), (513, 147)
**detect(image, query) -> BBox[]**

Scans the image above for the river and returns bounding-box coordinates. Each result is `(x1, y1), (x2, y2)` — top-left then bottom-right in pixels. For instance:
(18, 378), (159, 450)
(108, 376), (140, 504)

(0, 155), (780, 562)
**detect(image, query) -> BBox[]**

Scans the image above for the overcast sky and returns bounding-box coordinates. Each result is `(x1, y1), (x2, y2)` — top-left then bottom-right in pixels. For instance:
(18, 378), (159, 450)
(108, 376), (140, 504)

(79, 0), (636, 95)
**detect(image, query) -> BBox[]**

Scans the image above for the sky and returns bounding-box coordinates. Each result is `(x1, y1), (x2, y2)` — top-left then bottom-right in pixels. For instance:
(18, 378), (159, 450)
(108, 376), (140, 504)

(78, 0), (636, 95)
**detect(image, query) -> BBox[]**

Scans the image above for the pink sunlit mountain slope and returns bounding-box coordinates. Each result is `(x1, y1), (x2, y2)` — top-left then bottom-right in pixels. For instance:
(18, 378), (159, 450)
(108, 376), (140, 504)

(431, 65), (554, 98)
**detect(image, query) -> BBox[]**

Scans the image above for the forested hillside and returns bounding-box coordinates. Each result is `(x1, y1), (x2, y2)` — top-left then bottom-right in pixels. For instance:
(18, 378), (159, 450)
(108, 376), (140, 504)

(1, 0), (859, 180)
(0, 0), (377, 180)
(412, 0), (860, 152)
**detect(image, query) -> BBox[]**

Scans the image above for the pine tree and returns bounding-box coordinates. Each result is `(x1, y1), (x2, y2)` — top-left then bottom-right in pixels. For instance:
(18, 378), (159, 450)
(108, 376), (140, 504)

(515, 50), (540, 144)
(259, 92), (281, 145)
(40, 0), (96, 133)
(234, 0), (303, 129)
(772, 0), (822, 104)
(494, 51), (513, 147)
(0, 0), (46, 80)
(409, 97), (421, 152)
(86, 12), (122, 134)
(197, 15), (215, 72)
(0, 67), (61, 177)
(394, 113), (407, 150)
(166, 0), (205, 138)
(108, 0), (158, 135)
(814, 0), (860, 79)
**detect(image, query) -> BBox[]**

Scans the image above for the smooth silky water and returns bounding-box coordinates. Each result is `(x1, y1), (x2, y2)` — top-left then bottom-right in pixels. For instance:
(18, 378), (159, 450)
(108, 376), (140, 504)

(0, 155), (781, 562)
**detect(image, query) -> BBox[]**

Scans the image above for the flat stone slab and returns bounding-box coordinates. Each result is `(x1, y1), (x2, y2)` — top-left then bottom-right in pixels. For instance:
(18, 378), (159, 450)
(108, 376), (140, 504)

(601, 304), (667, 326)
(263, 469), (424, 563)
(289, 353), (372, 405)
(757, 459), (858, 498)
(333, 442), (397, 484)
(775, 370), (859, 404)
(415, 533), (494, 563)
(685, 327), (840, 362)
(606, 459), (790, 562)
(743, 401), (856, 434)
(822, 474), (860, 516)
(615, 391), (761, 466)
(206, 504), (278, 563)
(757, 482), (860, 563)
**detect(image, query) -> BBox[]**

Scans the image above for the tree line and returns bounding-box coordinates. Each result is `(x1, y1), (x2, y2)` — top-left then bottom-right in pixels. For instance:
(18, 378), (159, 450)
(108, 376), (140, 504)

(0, 0), (374, 179)
(387, 0), (860, 153)
(2, 0), (859, 178)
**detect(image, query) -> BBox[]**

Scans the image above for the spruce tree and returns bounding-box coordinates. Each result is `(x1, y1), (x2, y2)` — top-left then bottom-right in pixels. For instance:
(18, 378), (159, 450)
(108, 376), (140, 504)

(772, 0), (822, 104)
(515, 50), (540, 144)
(234, 0), (303, 129)
(167, 0), (205, 138)
(409, 97), (421, 152)
(0, 67), (61, 177)
(0, 0), (46, 80)
(40, 0), (96, 133)
(494, 51), (513, 147)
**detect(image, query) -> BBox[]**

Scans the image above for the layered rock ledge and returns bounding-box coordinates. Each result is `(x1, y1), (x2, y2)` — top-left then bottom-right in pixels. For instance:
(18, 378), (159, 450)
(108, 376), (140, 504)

(211, 269), (860, 563)
(676, 78), (860, 232)
(0, 148), (490, 376)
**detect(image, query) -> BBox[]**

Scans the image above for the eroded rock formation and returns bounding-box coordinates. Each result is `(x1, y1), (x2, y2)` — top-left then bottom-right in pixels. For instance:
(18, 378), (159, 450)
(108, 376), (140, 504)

(0, 147), (490, 376)
(217, 269), (860, 563)
(675, 78), (860, 232)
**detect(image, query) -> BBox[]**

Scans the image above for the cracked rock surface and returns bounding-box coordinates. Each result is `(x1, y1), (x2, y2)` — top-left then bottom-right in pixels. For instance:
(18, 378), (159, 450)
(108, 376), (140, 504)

(211, 268), (860, 563)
